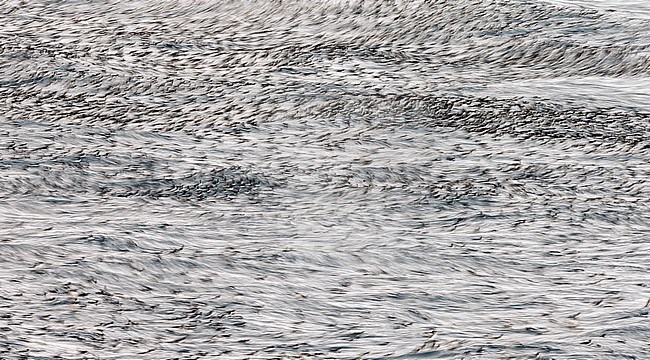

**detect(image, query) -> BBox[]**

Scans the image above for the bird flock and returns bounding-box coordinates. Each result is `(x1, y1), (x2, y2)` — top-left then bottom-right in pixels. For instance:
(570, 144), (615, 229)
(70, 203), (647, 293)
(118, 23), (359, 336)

(1, 0), (649, 358)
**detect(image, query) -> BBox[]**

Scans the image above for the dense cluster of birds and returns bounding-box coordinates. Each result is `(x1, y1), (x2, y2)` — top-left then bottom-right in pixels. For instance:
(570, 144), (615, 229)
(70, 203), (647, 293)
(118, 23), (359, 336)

(1, 0), (649, 359)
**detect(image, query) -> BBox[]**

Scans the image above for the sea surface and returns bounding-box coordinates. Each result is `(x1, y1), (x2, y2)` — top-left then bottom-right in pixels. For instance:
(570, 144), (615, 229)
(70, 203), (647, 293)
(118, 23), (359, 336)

(1, 0), (649, 359)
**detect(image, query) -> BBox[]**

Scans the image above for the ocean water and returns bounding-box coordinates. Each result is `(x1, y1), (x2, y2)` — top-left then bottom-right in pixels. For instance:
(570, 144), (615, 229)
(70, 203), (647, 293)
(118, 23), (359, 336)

(1, 0), (649, 359)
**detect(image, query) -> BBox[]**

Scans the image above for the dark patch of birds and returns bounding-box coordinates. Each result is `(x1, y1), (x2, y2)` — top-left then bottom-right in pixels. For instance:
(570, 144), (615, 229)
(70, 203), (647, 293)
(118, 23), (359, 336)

(106, 167), (272, 200)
